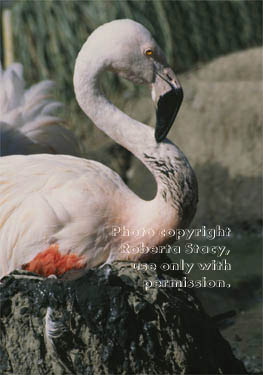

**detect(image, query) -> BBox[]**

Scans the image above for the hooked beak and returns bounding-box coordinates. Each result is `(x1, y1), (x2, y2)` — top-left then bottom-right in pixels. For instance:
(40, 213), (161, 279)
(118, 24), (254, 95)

(152, 65), (183, 142)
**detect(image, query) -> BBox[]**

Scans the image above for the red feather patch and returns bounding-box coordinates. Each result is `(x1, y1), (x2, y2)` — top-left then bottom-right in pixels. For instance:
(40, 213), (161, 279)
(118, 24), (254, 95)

(22, 244), (86, 277)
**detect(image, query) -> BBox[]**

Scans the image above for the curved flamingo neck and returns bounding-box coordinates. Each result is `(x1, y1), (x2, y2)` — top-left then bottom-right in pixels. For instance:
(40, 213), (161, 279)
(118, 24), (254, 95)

(74, 48), (156, 160)
(73, 45), (191, 238)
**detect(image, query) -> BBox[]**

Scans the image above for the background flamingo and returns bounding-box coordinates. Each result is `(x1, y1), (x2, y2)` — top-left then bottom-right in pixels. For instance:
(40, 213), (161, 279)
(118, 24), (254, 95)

(0, 0), (80, 157)
(0, 63), (80, 156)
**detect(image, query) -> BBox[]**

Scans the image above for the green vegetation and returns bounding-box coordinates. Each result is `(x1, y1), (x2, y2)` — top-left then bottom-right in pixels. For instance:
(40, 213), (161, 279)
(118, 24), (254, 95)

(10, 0), (262, 102)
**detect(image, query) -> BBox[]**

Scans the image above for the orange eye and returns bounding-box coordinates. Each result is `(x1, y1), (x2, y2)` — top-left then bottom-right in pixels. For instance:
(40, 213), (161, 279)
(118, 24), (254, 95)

(145, 49), (153, 56)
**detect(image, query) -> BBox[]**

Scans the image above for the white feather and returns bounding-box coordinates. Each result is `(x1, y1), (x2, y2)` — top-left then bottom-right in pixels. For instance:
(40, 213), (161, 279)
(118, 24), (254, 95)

(0, 63), (80, 156)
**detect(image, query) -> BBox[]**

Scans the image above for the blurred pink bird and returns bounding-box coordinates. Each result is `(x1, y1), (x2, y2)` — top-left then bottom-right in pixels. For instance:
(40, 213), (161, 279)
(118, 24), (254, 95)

(0, 62), (80, 157)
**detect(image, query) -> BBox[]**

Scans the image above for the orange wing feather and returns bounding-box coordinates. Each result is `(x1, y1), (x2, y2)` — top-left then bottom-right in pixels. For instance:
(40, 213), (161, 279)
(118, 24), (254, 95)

(22, 244), (86, 277)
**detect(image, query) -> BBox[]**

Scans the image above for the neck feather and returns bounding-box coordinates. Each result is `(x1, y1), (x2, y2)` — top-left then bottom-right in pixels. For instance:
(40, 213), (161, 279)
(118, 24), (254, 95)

(74, 49), (156, 158)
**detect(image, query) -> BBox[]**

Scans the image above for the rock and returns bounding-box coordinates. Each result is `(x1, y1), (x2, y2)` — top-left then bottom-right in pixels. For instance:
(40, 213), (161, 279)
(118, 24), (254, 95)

(192, 47), (262, 82)
(0, 261), (247, 374)
(221, 302), (263, 374)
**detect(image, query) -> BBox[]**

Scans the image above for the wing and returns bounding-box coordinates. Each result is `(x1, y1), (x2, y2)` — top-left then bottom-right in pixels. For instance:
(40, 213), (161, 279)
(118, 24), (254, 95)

(0, 154), (130, 277)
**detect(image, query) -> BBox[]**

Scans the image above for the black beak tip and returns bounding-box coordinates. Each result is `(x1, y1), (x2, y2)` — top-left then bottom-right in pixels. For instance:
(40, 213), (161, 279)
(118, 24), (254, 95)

(155, 86), (183, 143)
(154, 130), (165, 143)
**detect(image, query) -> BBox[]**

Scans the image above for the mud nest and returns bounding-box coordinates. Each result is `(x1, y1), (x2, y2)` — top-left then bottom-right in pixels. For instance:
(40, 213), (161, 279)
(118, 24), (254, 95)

(0, 260), (247, 374)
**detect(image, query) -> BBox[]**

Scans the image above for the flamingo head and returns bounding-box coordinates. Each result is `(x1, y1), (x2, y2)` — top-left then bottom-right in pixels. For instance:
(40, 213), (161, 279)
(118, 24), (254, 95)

(76, 19), (183, 142)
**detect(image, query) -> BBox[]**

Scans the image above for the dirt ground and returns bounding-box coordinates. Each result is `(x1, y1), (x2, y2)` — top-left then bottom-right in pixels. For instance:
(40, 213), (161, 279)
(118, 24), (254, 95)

(173, 234), (262, 374)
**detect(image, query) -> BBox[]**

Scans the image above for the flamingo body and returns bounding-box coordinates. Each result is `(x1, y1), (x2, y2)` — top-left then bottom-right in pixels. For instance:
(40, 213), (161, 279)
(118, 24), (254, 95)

(0, 153), (140, 276)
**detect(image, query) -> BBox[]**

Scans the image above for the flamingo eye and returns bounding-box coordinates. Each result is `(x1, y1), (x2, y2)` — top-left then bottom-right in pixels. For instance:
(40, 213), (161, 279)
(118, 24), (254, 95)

(145, 49), (153, 57)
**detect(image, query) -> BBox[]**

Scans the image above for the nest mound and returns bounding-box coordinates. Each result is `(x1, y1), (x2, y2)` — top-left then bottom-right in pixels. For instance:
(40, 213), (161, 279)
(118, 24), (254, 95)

(0, 261), (247, 374)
